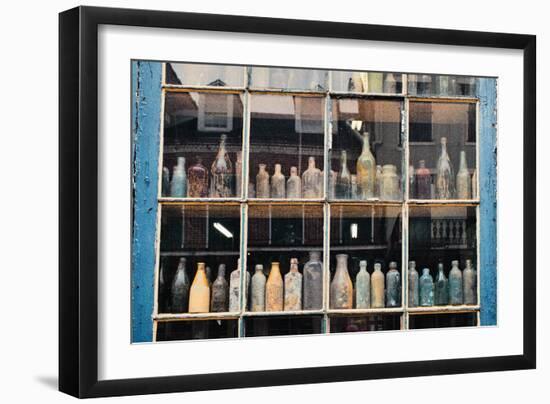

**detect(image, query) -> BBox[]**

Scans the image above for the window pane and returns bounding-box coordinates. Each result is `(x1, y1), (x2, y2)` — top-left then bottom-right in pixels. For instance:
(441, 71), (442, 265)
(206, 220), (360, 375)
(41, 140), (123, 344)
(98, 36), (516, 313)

(409, 101), (477, 200)
(329, 314), (401, 333)
(166, 62), (245, 87)
(330, 98), (403, 201)
(329, 204), (402, 309)
(407, 74), (477, 97)
(249, 94), (325, 199)
(409, 313), (477, 329)
(244, 315), (323, 337)
(250, 67), (327, 91)
(331, 71), (403, 94)
(162, 92), (244, 198)
(156, 320), (238, 341)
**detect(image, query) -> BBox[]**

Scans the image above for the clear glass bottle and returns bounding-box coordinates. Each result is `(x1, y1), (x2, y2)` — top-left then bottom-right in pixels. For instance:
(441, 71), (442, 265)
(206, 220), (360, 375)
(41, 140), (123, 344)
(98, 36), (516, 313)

(228, 259), (249, 312)
(250, 264), (266, 312)
(302, 156), (322, 198)
(330, 254), (353, 309)
(449, 260), (464, 305)
(286, 166), (301, 199)
(380, 164), (399, 200)
(271, 163), (286, 199)
(456, 151), (472, 199)
(162, 167), (170, 197)
(435, 137), (454, 199)
(356, 132), (376, 199)
(256, 163), (270, 198)
(408, 261), (419, 308)
(187, 156), (208, 197)
(419, 268), (434, 307)
(434, 263), (449, 306)
(370, 262), (385, 308)
(415, 160), (431, 199)
(170, 257), (190, 313)
(355, 260), (371, 309)
(266, 262), (284, 311)
(303, 251), (323, 310)
(210, 134), (233, 198)
(188, 262), (210, 313)
(335, 150), (352, 199)
(170, 157), (187, 197)
(210, 264), (229, 312)
(463, 259), (477, 305)
(284, 258), (303, 311)
(385, 261), (401, 307)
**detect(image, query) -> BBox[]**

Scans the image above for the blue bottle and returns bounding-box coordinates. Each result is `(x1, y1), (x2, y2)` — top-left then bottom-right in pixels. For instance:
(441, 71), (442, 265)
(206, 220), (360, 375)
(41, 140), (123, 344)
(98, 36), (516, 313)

(170, 157), (187, 197)
(449, 260), (464, 305)
(434, 263), (449, 306)
(385, 261), (401, 307)
(419, 268), (434, 307)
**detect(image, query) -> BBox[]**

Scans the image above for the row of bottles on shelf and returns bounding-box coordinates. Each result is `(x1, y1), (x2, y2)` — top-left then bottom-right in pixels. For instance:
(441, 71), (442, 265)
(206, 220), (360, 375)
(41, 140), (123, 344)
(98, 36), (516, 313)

(407, 260), (477, 307)
(408, 75), (476, 97)
(409, 137), (477, 200)
(343, 72), (399, 93)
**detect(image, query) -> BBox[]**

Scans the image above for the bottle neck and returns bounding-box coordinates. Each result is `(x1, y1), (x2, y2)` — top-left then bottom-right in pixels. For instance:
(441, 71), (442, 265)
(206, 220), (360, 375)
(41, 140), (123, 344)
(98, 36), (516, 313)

(362, 133), (371, 154)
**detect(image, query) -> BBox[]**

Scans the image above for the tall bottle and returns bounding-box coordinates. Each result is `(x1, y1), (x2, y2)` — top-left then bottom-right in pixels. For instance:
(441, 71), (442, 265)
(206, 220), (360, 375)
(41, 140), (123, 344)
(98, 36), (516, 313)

(170, 157), (187, 197)
(187, 156), (208, 197)
(302, 156), (322, 198)
(355, 260), (371, 309)
(434, 263), (449, 306)
(256, 164), (270, 198)
(286, 166), (301, 199)
(210, 134), (233, 198)
(271, 163), (286, 199)
(386, 261), (401, 307)
(408, 261), (419, 308)
(303, 251), (323, 310)
(415, 160), (431, 199)
(371, 262), (385, 308)
(228, 259), (249, 312)
(335, 150), (352, 199)
(266, 262), (284, 311)
(330, 254), (353, 309)
(463, 259), (477, 305)
(188, 262), (210, 313)
(435, 137), (454, 199)
(449, 260), (464, 305)
(284, 258), (303, 311)
(250, 264), (266, 312)
(210, 264), (229, 312)
(356, 132), (376, 199)
(456, 151), (472, 199)
(170, 257), (190, 313)
(419, 268), (434, 307)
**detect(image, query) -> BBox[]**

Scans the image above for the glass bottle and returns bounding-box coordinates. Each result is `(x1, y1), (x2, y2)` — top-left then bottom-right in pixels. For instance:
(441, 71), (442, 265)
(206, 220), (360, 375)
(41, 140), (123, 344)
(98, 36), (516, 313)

(286, 166), (301, 199)
(434, 263), (449, 306)
(210, 264), (229, 312)
(188, 262), (210, 313)
(335, 150), (352, 199)
(415, 160), (431, 199)
(418, 74), (433, 95)
(303, 251), (323, 310)
(456, 151), (472, 199)
(170, 157), (187, 198)
(386, 261), (401, 307)
(351, 175), (358, 200)
(162, 167), (170, 197)
(355, 260), (371, 309)
(419, 268), (434, 307)
(170, 257), (190, 313)
(235, 151), (243, 198)
(328, 169), (337, 199)
(229, 259), (249, 312)
(375, 165), (383, 198)
(158, 259), (168, 312)
(437, 75), (450, 96)
(284, 258), (303, 311)
(250, 264), (266, 312)
(381, 164), (399, 200)
(449, 260), (464, 305)
(356, 132), (376, 199)
(271, 163), (286, 199)
(370, 262), (385, 308)
(187, 156), (208, 197)
(408, 164), (415, 199)
(463, 259), (477, 305)
(472, 169), (478, 199)
(302, 156), (322, 198)
(383, 73), (397, 93)
(210, 134), (233, 198)
(256, 164), (270, 198)
(408, 261), (419, 308)
(330, 254), (353, 309)
(436, 137), (454, 199)
(266, 262), (283, 311)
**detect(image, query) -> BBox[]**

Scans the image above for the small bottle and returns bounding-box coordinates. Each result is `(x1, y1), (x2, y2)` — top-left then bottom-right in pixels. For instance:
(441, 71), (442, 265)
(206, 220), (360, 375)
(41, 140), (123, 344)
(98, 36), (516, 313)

(187, 156), (208, 197)
(335, 150), (352, 199)
(385, 262), (401, 307)
(456, 151), (472, 199)
(302, 156), (322, 198)
(436, 137), (454, 199)
(250, 264), (266, 312)
(170, 257), (190, 313)
(434, 263), (449, 306)
(370, 262), (385, 308)
(188, 262), (210, 313)
(303, 251), (323, 310)
(284, 258), (303, 311)
(210, 134), (233, 198)
(415, 160), (431, 199)
(286, 166), (301, 199)
(228, 259), (249, 312)
(463, 259), (477, 305)
(330, 254), (353, 309)
(271, 163), (286, 199)
(170, 157), (187, 197)
(408, 261), (419, 308)
(449, 260), (464, 305)
(266, 262), (283, 311)
(355, 260), (371, 309)
(419, 268), (434, 307)
(380, 164), (400, 200)
(210, 264), (229, 312)
(256, 164), (270, 198)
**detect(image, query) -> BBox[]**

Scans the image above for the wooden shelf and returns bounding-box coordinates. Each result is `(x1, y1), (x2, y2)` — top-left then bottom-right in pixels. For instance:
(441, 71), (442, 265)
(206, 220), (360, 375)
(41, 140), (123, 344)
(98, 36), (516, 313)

(154, 312), (241, 321)
(407, 305), (480, 314)
(243, 310), (324, 317)
(160, 251), (240, 257)
(327, 307), (403, 315)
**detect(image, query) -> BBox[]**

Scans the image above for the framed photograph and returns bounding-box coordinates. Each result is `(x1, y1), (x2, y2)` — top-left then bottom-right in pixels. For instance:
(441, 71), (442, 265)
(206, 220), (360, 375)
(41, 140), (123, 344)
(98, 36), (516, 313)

(59, 6), (536, 398)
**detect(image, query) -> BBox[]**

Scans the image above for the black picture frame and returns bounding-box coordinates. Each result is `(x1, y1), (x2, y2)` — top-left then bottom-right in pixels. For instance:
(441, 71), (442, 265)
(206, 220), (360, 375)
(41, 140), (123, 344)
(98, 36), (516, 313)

(59, 5), (536, 398)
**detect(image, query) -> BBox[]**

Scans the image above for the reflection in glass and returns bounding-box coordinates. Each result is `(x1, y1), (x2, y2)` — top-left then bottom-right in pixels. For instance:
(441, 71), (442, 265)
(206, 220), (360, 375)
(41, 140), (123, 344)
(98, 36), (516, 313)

(408, 74), (476, 97)
(166, 62), (245, 87)
(250, 67), (327, 91)
(331, 71), (404, 94)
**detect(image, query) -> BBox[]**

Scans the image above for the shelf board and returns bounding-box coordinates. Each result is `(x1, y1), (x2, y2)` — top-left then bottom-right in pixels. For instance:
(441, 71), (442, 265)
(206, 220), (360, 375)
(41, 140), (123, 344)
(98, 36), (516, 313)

(408, 199), (479, 206)
(327, 307), (403, 315)
(160, 250), (240, 257)
(246, 246), (322, 252)
(407, 305), (480, 314)
(243, 309), (324, 317)
(154, 312), (241, 321)
(159, 197), (242, 204)
(329, 244), (392, 251)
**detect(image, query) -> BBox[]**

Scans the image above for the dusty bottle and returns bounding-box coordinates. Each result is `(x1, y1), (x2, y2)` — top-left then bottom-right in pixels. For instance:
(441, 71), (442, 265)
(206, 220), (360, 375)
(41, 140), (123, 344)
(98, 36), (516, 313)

(434, 263), (449, 306)
(386, 261), (401, 307)
(383, 73), (397, 93)
(170, 257), (190, 313)
(375, 165), (383, 198)
(235, 151), (243, 198)
(336, 150), (352, 199)
(330, 254), (353, 309)
(356, 132), (376, 199)
(284, 258), (303, 311)
(162, 167), (170, 197)
(256, 164), (270, 198)
(250, 264), (266, 312)
(381, 164), (400, 200)
(463, 259), (477, 305)
(449, 260), (464, 305)
(415, 160), (431, 199)
(456, 151), (472, 199)
(436, 137), (454, 199)
(419, 268), (434, 307)
(408, 261), (419, 307)
(303, 251), (323, 310)
(205, 266), (212, 287)
(271, 163), (286, 199)
(371, 262), (385, 308)
(355, 260), (371, 309)
(286, 166), (301, 198)
(210, 134), (233, 198)
(266, 262), (284, 311)
(210, 264), (229, 312)
(170, 157), (187, 197)
(228, 259), (249, 312)
(302, 156), (322, 198)
(188, 262), (210, 313)
(187, 156), (208, 197)
(328, 169), (337, 199)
